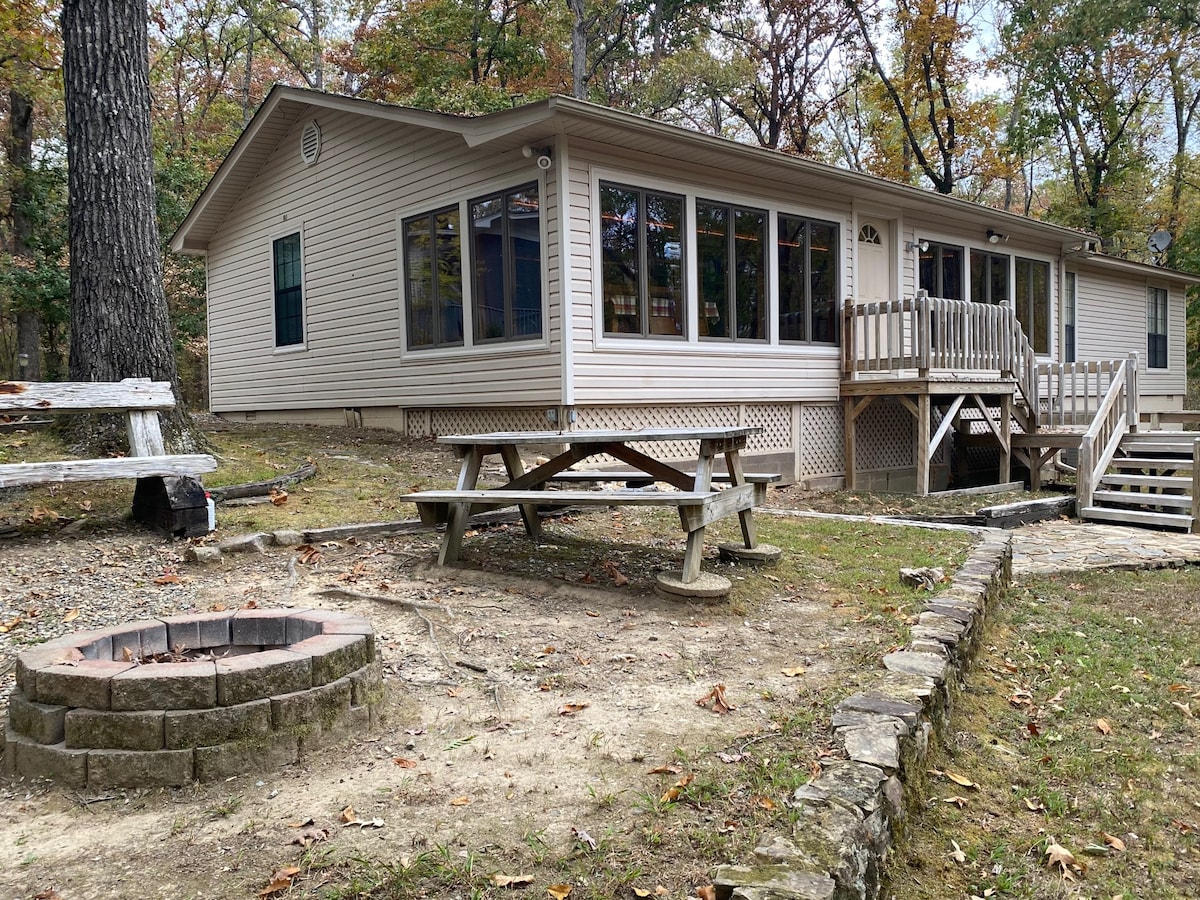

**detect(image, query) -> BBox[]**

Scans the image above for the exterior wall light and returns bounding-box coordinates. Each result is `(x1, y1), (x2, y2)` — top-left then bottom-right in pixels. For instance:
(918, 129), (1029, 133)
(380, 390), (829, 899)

(905, 240), (929, 252)
(987, 229), (1007, 243)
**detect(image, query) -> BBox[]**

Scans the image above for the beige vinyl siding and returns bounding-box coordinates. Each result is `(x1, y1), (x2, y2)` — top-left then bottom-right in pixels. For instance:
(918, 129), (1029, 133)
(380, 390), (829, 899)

(564, 139), (846, 406)
(205, 108), (561, 413)
(1073, 268), (1186, 397)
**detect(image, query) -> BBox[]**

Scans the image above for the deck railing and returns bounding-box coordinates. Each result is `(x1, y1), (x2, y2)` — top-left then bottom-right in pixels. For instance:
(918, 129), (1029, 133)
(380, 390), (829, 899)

(842, 293), (1037, 405)
(843, 296), (1139, 437)
(1076, 354), (1139, 508)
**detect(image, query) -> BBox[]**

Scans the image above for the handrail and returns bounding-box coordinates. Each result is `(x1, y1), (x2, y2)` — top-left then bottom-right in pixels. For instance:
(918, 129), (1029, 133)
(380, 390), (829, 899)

(1076, 354), (1137, 509)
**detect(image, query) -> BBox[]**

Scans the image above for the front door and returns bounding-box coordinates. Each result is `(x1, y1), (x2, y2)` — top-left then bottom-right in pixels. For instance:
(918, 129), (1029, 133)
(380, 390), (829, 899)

(857, 219), (891, 304)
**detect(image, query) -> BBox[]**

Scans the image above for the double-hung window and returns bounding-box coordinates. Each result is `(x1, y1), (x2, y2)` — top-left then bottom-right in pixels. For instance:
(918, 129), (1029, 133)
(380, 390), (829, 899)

(778, 215), (838, 343)
(272, 232), (304, 347)
(1063, 272), (1076, 363)
(1015, 257), (1051, 354)
(402, 207), (463, 349)
(470, 184), (543, 343)
(1148, 286), (1169, 369)
(600, 183), (685, 337)
(918, 242), (964, 300)
(696, 200), (766, 340)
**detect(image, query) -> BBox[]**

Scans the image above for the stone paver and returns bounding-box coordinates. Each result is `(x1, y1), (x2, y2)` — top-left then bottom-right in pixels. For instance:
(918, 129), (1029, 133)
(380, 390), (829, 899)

(1010, 521), (1200, 576)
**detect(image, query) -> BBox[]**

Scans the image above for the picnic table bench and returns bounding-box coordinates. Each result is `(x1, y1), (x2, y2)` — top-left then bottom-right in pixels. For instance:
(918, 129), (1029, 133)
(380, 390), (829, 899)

(0, 378), (218, 534)
(400, 426), (781, 591)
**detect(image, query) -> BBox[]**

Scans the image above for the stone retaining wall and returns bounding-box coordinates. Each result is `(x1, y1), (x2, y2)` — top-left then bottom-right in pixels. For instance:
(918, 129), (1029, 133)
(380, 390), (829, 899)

(3, 609), (382, 790)
(713, 530), (1012, 900)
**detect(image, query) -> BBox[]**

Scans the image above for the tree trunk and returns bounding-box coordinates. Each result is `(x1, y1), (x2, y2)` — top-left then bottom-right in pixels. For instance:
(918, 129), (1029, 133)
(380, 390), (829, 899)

(568, 0), (588, 99)
(62, 0), (202, 453)
(7, 88), (41, 381)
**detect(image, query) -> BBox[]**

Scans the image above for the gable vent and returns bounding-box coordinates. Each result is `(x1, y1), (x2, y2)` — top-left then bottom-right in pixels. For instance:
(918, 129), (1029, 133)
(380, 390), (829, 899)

(300, 120), (321, 166)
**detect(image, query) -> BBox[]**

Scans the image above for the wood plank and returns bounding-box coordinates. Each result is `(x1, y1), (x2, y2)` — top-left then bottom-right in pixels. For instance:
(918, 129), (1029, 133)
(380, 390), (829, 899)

(126, 410), (166, 456)
(677, 484), (759, 531)
(1098, 474), (1191, 490)
(0, 455), (216, 488)
(547, 471), (781, 484)
(1091, 490), (1194, 509)
(1079, 506), (1193, 530)
(436, 426), (762, 446)
(401, 489), (719, 506)
(0, 379), (176, 413)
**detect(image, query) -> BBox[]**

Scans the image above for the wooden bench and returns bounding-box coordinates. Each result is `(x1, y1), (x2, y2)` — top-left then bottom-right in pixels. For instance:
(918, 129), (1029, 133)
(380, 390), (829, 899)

(0, 378), (218, 533)
(401, 483), (767, 575)
(545, 471), (782, 488)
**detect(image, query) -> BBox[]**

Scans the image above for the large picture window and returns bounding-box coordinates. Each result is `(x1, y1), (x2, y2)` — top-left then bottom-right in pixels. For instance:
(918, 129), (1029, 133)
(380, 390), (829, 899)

(970, 250), (1009, 305)
(697, 200), (766, 340)
(273, 232), (304, 347)
(778, 214), (838, 343)
(1015, 257), (1050, 354)
(403, 207), (463, 349)
(600, 184), (684, 337)
(918, 242), (964, 300)
(471, 184), (542, 342)
(1148, 286), (1169, 369)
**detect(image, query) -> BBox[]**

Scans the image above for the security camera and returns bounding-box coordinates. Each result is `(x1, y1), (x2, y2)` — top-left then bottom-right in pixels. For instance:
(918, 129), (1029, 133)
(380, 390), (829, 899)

(536, 154), (552, 171)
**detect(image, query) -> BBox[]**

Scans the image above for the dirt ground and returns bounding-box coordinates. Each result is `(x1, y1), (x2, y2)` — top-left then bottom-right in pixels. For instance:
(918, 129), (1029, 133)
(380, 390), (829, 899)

(0, 507), (931, 900)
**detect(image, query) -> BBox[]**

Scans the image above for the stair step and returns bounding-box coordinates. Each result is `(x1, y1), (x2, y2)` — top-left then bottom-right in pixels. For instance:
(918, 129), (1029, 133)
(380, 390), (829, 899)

(1092, 489), (1194, 509)
(1120, 434), (1200, 455)
(1079, 506), (1194, 530)
(1110, 457), (1196, 471)
(1099, 474), (1191, 490)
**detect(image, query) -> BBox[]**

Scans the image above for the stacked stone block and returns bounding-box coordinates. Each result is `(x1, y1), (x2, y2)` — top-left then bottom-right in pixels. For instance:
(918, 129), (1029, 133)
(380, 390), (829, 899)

(3, 609), (381, 790)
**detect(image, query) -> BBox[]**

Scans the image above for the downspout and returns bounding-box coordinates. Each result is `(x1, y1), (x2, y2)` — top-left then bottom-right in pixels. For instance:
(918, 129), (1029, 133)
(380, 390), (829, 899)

(554, 132), (575, 422)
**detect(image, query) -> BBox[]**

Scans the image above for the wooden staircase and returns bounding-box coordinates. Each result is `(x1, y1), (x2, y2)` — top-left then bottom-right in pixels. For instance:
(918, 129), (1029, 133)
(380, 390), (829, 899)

(1079, 432), (1200, 531)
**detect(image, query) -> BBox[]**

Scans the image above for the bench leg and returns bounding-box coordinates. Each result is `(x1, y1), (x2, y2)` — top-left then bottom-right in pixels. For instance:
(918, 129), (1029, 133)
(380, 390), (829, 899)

(439, 502), (470, 565)
(725, 450), (758, 549)
(500, 445), (542, 540)
(681, 527), (705, 582)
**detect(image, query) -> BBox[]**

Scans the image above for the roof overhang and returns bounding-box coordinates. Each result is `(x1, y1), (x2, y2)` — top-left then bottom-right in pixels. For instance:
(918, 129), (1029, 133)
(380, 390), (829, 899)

(1068, 251), (1200, 286)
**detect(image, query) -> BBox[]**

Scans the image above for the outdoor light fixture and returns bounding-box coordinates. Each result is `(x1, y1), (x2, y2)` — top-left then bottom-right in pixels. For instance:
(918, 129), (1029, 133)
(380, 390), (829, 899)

(986, 229), (1007, 244)
(905, 239), (929, 253)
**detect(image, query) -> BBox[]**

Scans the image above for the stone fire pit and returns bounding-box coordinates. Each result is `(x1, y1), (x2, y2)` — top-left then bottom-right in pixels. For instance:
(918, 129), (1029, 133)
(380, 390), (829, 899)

(3, 609), (381, 790)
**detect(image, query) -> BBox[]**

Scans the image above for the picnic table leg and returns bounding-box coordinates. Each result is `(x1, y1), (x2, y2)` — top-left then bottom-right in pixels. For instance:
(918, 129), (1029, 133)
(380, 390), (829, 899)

(725, 450), (758, 550)
(499, 445), (542, 540)
(439, 447), (484, 565)
(681, 528), (705, 582)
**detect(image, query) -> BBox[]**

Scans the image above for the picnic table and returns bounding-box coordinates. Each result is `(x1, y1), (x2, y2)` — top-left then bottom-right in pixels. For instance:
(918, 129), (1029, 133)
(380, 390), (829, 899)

(399, 426), (780, 588)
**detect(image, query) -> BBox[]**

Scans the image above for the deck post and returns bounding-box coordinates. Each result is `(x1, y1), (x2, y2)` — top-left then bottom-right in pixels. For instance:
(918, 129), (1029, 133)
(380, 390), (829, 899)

(917, 393), (931, 495)
(1000, 392), (1012, 484)
(844, 396), (857, 490)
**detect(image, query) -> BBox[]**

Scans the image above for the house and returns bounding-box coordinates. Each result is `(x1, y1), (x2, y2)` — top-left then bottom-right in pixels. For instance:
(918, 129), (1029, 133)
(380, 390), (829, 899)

(172, 85), (1200, 522)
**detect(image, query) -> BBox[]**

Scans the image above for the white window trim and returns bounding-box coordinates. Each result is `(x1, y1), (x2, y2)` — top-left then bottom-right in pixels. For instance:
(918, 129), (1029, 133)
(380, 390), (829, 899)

(396, 175), (552, 360)
(269, 221), (308, 354)
(589, 163), (846, 355)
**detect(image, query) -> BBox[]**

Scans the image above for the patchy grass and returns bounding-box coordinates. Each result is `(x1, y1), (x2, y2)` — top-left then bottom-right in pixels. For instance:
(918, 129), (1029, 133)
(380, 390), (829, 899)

(884, 567), (1200, 899)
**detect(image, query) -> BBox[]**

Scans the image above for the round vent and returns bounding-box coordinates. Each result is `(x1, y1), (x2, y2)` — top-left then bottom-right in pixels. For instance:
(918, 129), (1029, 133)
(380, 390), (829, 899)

(300, 120), (321, 166)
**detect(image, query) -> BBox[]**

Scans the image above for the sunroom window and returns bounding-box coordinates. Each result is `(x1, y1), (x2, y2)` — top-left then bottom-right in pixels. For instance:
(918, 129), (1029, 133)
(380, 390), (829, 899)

(918, 242), (964, 300)
(1015, 257), (1050, 354)
(778, 215), (838, 343)
(697, 200), (766, 340)
(402, 206), (463, 349)
(600, 183), (685, 337)
(470, 184), (542, 343)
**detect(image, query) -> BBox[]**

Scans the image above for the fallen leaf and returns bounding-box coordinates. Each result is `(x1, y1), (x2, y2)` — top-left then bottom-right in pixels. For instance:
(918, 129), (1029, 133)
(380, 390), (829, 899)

(450, 796), (471, 806)
(602, 560), (629, 586)
(716, 752), (744, 764)
(491, 873), (534, 888)
(258, 866), (301, 897)
(695, 887), (717, 900)
(558, 702), (590, 716)
(446, 686), (462, 697)
(296, 544), (322, 565)
(154, 574), (184, 585)
(1167, 683), (1189, 693)
(32, 891), (62, 900)
(572, 827), (597, 850)
(1101, 832), (1127, 852)
(696, 683), (736, 714)
(1045, 838), (1085, 880)
(1172, 701), (1194, 718)
(1096, 718), (1112, 735)
(945, 771), (977, 789)
(1024, 797), (1046, 812)
(339, 805), (356, 823)
(62, 608), (80, 623)
(755, 796), (776, 810)
(547, 884), (573, 900)
(949, 839), (967, 864)
(393, 757), (417, 768)
(660, 772), (694, 803)
(647, 764), (682, 774)
(585, 610), (600, 617)
(269, 489), (288, 506)
(780, 666), (806, 677)
(288, 827), (329, 848)
(941, 796), (969, 808)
